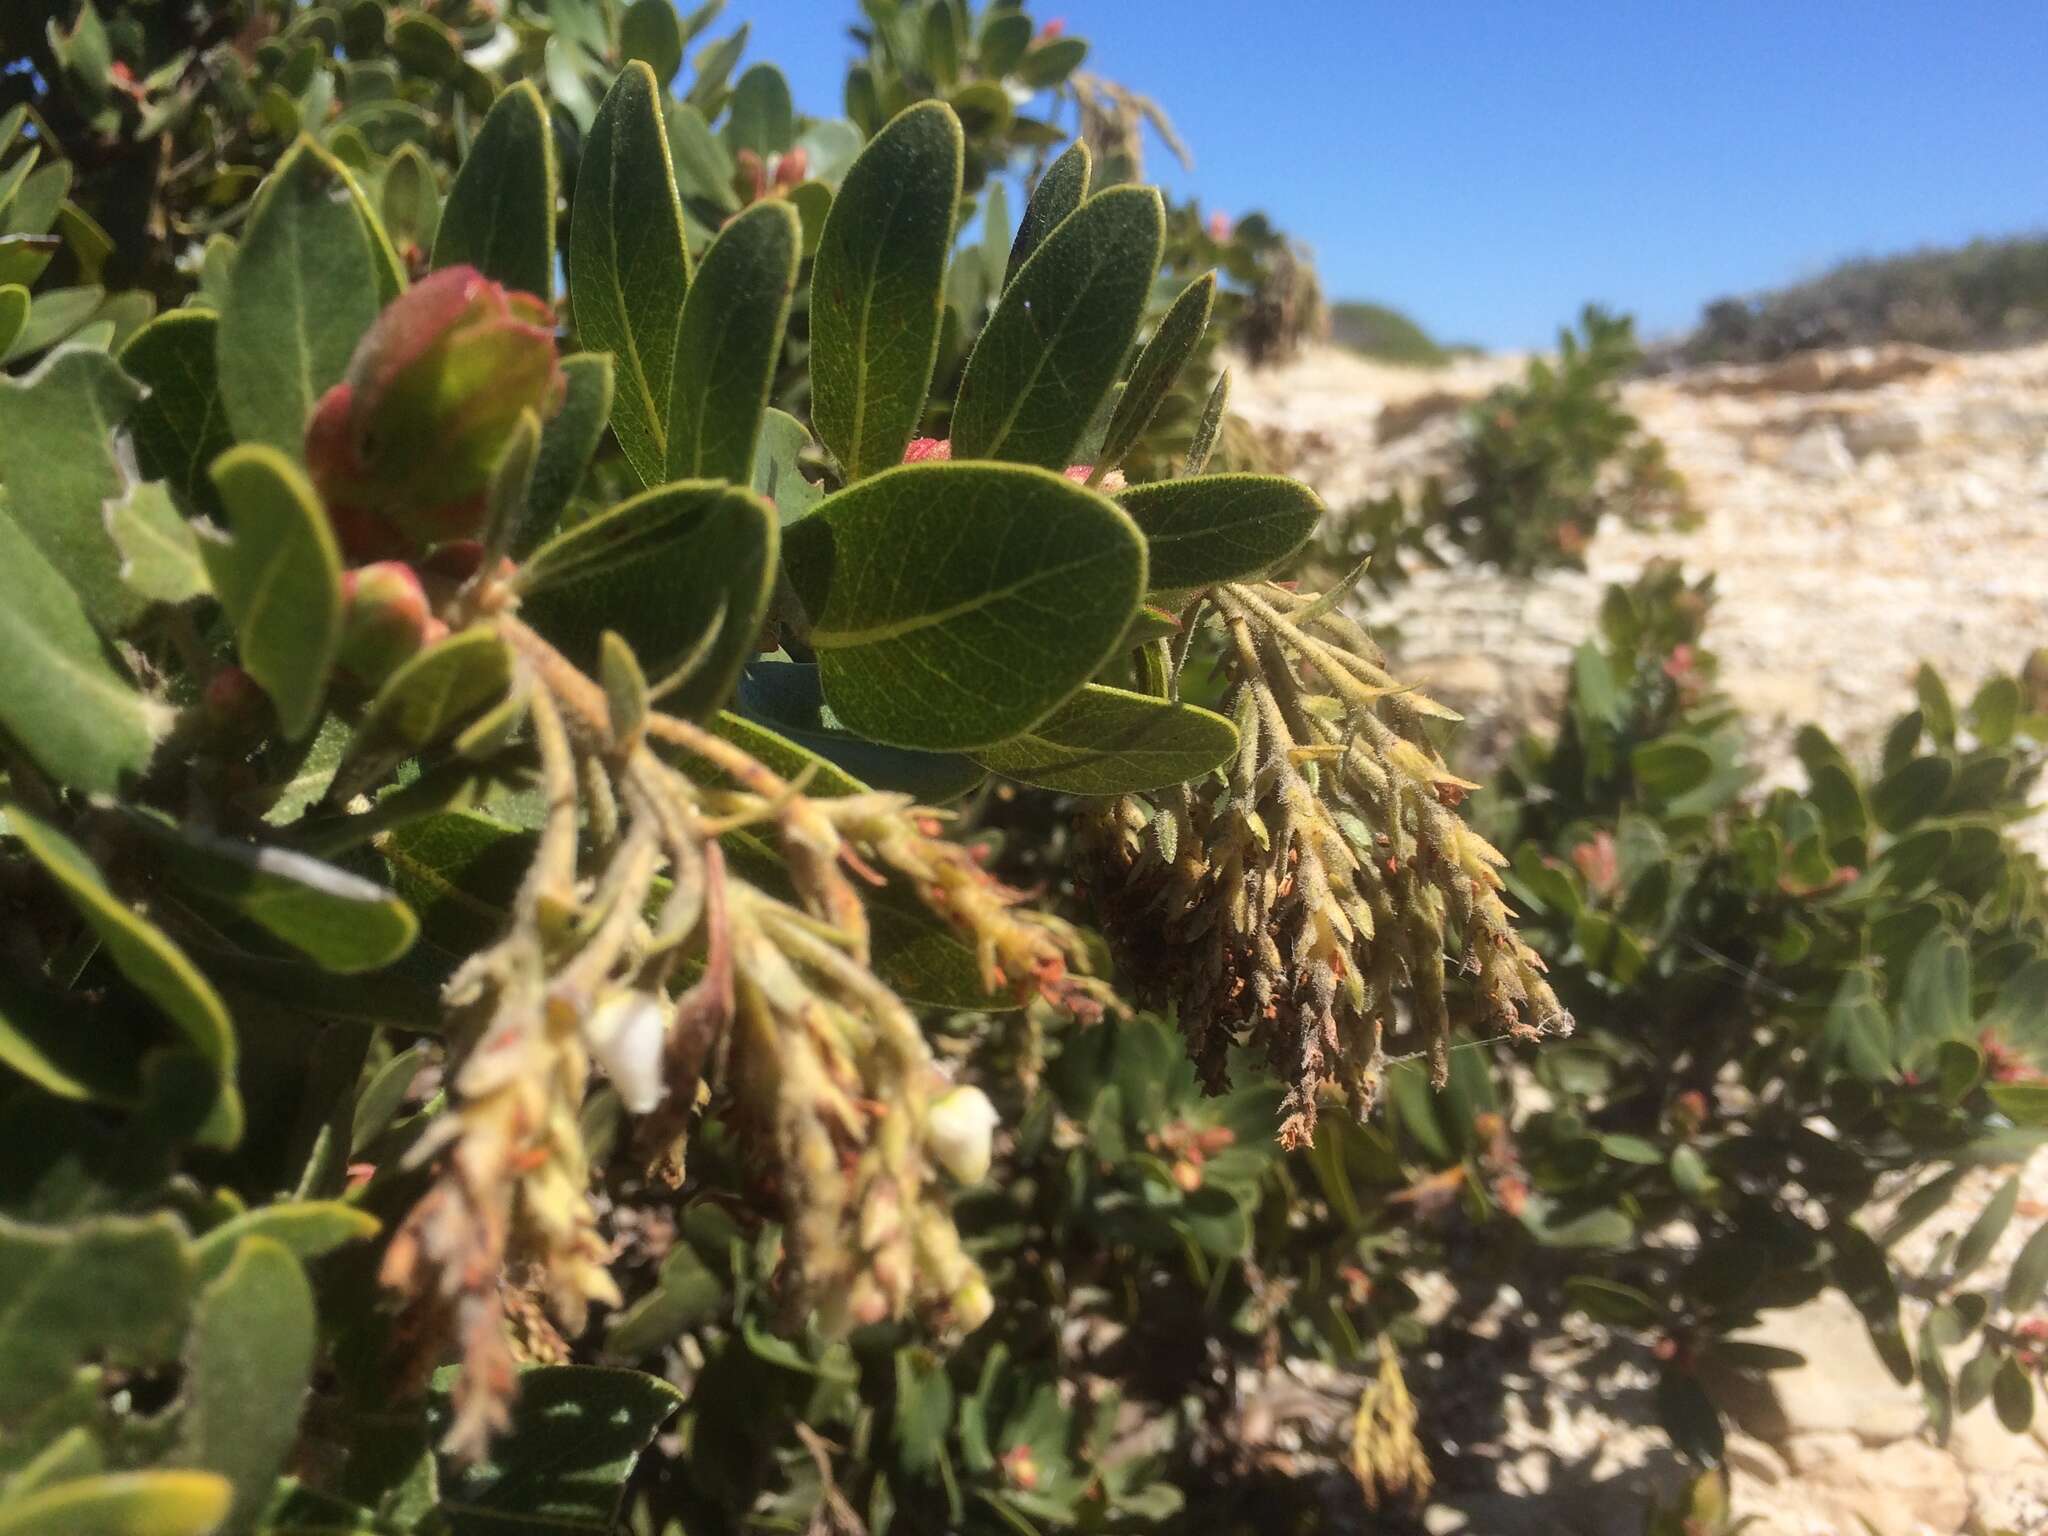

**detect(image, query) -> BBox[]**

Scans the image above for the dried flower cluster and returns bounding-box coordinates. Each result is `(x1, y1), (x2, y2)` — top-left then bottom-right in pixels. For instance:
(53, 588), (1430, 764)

(378, 606), (1109, 1456)
(1079, 579), (1571, 1147)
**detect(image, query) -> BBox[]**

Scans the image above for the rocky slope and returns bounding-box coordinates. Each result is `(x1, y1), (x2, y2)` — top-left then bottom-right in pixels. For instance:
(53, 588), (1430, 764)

(1230, 341), (2048, 1535)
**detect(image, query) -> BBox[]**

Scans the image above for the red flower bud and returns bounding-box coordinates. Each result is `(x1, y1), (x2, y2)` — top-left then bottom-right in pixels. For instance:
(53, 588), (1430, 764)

(733, 148), (766, 205)
(773, 146), (809, 189)
(305, 265), (564, 559)
(338, 561), (443, 685)
(203, 665), (270, 736)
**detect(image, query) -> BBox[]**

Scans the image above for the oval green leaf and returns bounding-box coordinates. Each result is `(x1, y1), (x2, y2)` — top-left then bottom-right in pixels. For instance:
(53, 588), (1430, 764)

(131, 814), (417, 973)
(0, 1471), (231, 1536)
(333, 625), (513, 800)
(217, 137), (381, 453)
(119, 309), (231, 517)
(733, 660), (984, 801)
(518, 479), (778, 719)
(810, 102), (964, 482)
(189, 1200), (381, 1282)
(204, 445), (343, 741)
(9, 811), (239, 1144)
(0, 509), (167, 794)
(664, 198), (799, 484)
(517, 351), (615, 553)
(1116, 472), (1322, 588)
(570, 63), (692, 490)
(782, 461), (1146, 751)
(1097, 271), (1215, 474)
(432, 81), (557, 300)
(971, 684), (1236, 794)
(1004, 139), (1088, 286)
(953, 185), (1164, 469)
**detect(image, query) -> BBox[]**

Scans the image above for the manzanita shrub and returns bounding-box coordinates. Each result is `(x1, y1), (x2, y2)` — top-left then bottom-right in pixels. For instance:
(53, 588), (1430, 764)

(1, 5), (2041, 1535)
(0, 4), (1566, 1533)
(1329, 306), (1690, 589)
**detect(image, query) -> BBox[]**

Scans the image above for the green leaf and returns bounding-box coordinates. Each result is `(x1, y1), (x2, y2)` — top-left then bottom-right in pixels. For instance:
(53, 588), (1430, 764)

(519, 480), (777, 718)
(334, 626), (513, 800)
(620, 0), (685, 85)
(0, 344), (147, 631)
(1564, 1275), (1661, 1328)
(1632, 738), (1716, 800)
(0, 284), (27, 354)
(518, 352), (614, 554)
(380, 142), (441, 255)
(1015, 35), (1087, 89)
(189, 1201), (380, 1283)
(1114, 472), (1321, 588)
(730, 662), (984, 801)
(751, 407), (821, 524)
(783, 461), (1146, 750)
(433, 82), (557, 299)
(0, 1472), (232, 1536)
(0, 966), (145, 1105)
(953, 186), (1164, 469)
(1990, 1081), (2048, 1126)
(664, 198), (799, 483)
(979, 9), (1033, 76)
(1952, 1174), (2018, 1282)
(605, 1243), (723, 1355)
(1871, 755), (1953, 833)
(2004, 1222), (2048, 1313)
(722, 63), (794, 157)
(9, 811), (239, 1144)
(569, 64), (692, 491)
(1008, 153), (1088, 272)
(108, 483), (210, 607)
(177, 1236), (316, 1534)
(430, 1366), (682, 1534)
(119, 309), (231, 517)
(1994, 1354), (2035, 1434)
(810, 102), (964, 482)
(131, 815), (416, 973)
(703, 712), (867, 799)
(204, 446), (344, 741)
(0, 509), (167, 794)
(217, 137), (382, 453)
(0, 1212), (193, 1424)
(1655, 1370), (1724, 1467)
(893, 1349), (954, 1476)
(971, 684), (1236, 794)
(1097, 271), (1215, 473)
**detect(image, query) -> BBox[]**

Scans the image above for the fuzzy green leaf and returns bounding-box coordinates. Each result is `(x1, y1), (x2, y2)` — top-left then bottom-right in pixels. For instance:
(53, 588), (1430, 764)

(1952, 1174), (2018, 1282)
(751, 407), (822, 524)
(176, 1236), (316, 1534)
(131, 814), (416, 973)
(429, 1366), (682, 1534)
(1005, 140), (1088, 287)
(108, 483), (210, 607)
(783, 462), (1146, 750)
(334, 626), (513, 800)
(732, 661), (984, 801)
(0, 509), (167, 794)
(519, 352), (615, 553)
(0, 1212), (193, 1424)
(0, 1471), (231, 1536)
(0, 344), (146, 631)
(0, 284), (27, 354)
(10, 811), (239, 1144)
(664, 199), (799, 484)
(1098, 271), (1215, 473)
(953, 186), (1164, 468)
(1115, 472), (1321, 588)
(971, 684), (1236, 794)
(2004, 1222), (2048, 1313)
(519, 480), (778, 718)
(570, 64), (692, 490)
(119, 309), (231, 517)
(620, 0), (685, 85)
(189, 1201), (380, 1282)
(810, 102), (964, 481)
(722, 63), (794, 157)
(217, 138), (381, 453)
(204, 445), (343, 740)
(432, 82), (557, 299)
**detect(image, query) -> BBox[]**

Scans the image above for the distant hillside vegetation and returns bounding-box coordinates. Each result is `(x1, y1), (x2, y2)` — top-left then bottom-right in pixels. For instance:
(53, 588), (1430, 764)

(1328, 299), (1448, 365)
(1681, 233), (2048, 364)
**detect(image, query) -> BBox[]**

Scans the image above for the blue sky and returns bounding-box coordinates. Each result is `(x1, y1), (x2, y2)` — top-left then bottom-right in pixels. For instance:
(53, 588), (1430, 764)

(714, 1), (2048, 350)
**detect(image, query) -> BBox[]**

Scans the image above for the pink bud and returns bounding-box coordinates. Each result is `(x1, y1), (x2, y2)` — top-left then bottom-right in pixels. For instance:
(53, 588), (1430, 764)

(203, 665), (269, 735)
(1207, 210), (1233, 243)
(337, 561), (436, 686)
(773, 146), (809, 189)
(305, 266), (563, 557)
(733, 148), (766, 205)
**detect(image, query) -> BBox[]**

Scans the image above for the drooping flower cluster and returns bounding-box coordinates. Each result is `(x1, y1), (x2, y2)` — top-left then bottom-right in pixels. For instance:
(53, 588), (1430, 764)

(1078, 579), (1570, 1147)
